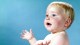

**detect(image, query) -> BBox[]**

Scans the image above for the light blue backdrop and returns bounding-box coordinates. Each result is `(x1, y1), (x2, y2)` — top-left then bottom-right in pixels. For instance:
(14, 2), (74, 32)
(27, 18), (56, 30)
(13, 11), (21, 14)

(0, 0), (80, 45)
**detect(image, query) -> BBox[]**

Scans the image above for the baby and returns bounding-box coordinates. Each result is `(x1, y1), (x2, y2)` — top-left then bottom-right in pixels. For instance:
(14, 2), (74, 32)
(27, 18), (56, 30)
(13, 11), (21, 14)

(21, 1), (74, 45)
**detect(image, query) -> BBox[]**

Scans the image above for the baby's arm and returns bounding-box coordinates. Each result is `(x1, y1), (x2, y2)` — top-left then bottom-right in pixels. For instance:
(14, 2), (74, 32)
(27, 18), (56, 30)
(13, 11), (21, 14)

(21, 29), (36, 45)
(34, 34), (51, 45)
(34, 40), (50, 45)
(21, 29), (51, 45)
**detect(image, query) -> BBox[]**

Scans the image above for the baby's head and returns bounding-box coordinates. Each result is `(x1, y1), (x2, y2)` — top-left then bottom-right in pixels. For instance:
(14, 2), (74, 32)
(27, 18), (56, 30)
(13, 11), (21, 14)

(44, 1), (74, 33)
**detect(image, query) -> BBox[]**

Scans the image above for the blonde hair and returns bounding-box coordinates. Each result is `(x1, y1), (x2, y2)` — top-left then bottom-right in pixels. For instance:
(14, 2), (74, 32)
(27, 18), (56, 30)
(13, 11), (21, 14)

(48, 1), (74, 28)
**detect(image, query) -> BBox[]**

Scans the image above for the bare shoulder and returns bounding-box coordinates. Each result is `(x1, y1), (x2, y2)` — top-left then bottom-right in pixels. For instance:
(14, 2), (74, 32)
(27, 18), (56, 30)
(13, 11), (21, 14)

(49, 31), (69, 45)
(44, 31), (67, 40)
(53, 31), (67, 40)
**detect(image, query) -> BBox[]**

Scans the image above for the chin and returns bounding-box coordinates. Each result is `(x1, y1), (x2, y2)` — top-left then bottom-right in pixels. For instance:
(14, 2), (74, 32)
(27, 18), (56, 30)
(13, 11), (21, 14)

(46, 28), (53, 32)
(47, 29), (52, 32)
(46, 27), (57, 33)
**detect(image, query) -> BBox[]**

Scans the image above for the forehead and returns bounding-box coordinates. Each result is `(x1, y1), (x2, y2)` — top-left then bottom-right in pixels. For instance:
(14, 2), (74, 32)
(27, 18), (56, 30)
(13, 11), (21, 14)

(46, 5), (65, 14)
(46, 5), (69, 19)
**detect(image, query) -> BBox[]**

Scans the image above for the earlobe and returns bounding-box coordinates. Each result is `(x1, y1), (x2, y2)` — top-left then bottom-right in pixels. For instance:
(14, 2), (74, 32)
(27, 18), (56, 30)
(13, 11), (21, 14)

(64, 17), (71, 28)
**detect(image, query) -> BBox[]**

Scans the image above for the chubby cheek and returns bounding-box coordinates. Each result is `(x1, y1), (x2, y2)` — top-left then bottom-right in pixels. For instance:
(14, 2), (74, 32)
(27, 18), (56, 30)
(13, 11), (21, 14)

(56, 20), (62, 26)
(52, 18), (64, 27)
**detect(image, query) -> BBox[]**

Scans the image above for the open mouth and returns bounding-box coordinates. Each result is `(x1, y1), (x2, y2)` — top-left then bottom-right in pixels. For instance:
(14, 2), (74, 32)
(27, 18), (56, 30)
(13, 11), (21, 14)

(46, 22), (52, 26)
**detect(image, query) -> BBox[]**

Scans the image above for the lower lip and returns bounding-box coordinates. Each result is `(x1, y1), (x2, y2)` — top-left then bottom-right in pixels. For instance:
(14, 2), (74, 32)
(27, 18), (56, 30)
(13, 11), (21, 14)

(46, 25), (52, 27)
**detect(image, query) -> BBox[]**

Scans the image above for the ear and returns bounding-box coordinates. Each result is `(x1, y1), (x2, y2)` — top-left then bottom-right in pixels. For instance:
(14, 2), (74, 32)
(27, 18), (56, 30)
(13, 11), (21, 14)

(64, 17), (71, 28)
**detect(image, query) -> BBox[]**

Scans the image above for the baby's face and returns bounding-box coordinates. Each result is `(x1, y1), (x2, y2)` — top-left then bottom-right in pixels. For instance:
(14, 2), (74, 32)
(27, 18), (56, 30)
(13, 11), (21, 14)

(44, 5), (68, 33)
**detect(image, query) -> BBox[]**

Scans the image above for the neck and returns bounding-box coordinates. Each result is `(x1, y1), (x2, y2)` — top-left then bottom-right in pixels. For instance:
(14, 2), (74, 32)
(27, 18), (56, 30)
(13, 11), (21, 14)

(51, 30), (65, 34)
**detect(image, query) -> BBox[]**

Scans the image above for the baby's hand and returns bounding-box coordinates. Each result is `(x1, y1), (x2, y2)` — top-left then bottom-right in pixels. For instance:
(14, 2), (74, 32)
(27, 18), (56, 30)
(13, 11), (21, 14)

(35, 40), (50, 45)
(21, 29), (34, 40)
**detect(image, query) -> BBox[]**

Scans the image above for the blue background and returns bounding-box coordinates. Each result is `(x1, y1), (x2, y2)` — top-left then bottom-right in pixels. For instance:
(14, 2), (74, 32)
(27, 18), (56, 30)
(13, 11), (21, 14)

(0, 0), (80, 45)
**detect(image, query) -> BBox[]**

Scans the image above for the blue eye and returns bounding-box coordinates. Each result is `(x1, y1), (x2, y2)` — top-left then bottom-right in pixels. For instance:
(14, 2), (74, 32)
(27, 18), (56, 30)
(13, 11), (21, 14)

(52, 14), (56, 17)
